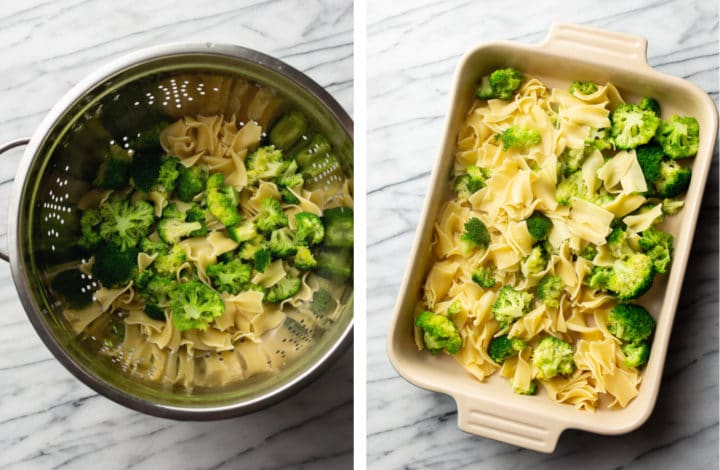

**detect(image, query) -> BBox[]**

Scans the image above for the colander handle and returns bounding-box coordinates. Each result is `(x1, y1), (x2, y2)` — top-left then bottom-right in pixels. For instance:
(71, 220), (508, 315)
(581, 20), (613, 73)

(0, 138), (30, 262)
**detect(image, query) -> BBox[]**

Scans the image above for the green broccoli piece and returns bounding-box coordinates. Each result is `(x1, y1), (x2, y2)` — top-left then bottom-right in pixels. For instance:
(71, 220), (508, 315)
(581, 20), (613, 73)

(139, 237), (168, 255)
(268, 228), (297, 258)
(499, 126), (542, 151)
(314, 246), (352, 282)
(207, 260), (252, 294)
(51, 269), (94, 309)
(79, 208), (102, 250)
(532, 336), (576, 379)
(488, 335), (526, 363)
(607, 303), (656, 343)
(279, 187), (300, 204)
(558, 148), (586, 177)
(537, 275), (563, 308)
(526, 211), (553, 241)
(254, 248), (272, 273)
(579, 244), (598, 261)
(227, 220), (258, 244)
(605, 254), (655, 300)
(237, 236), (264, 261)
(152, 156), (180, 195)
(98, 199), (155, 251)
(471, 266), (496, 288)
(453, 165), (489, 198)
(622, 341), (650, 368)
(153, 244), (187, 276)
(176, 164), (209, 202)
(322, 207), (353, 248)
(134, 269), (154, 290)
(246, 145), (289, 184)
(143, 304), (166, 321)
(556, 171), (589, 206)
(295, 212), (325, 246)
(587, 265), (612, 290)
(256, 198), (288, 233)
(265, 276), (302, 303)
(156, 204), (203, 245)
(569, 81), (597, 95)
(138, 274), (176, 306)
(269, 111), (308, 150)
(93, 145), (131, 189)
(170, 281), (224, 331)
(206, 173), (241, 226)
(585, 127), (614, 151)
(639, 97), (660, 115)
(92, 243), (138, 288)
(447, 299), (462, 316)
(610, 103), (660, 150)
(129, 152), (162, 193)
(476, 68), (524, 100)
(276, 167), (304, 193)
(415, 310), (463, 354)
(491, 285), (534, 328)
(662, 198), (684, 215)
(514, 380), (538, 396)
(654, 115), (700, 159)
(460, 217), (490, 252)
(185, 203), (208, 237)
(294, 245), (317, 270)
(606, 227), (636, 260)
(310, 288), (335, 316)
(639, 227), (673, 274)
(654, 160), (691, 198)
(635, 143), (664, 190)
(520, 245), (548, 277)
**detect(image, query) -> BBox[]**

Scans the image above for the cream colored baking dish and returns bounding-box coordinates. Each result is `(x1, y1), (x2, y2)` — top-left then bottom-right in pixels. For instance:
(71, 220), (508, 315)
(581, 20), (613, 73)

(387, 22), (718, 453)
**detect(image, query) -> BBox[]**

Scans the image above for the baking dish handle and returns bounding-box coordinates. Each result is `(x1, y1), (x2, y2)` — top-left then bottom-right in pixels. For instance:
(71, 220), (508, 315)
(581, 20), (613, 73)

(541, 22), (652, 70)
(0, 138), (29, 262)
(454, 393), (564, 453)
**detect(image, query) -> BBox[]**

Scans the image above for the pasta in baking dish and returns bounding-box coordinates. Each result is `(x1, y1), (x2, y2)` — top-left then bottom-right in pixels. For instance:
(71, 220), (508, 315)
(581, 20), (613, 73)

(52, 75), (353, 389)
(414, 69), (700, 411)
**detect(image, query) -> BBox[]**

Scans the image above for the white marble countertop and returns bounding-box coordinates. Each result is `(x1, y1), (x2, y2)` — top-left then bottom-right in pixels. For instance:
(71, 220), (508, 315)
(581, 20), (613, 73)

(0, 1), (353, 469)
(367, 0), (718, 468)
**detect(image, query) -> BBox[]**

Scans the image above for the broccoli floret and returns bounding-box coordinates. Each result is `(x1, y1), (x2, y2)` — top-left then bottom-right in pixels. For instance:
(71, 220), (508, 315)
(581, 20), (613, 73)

(206, 173), (241, 226)
(526, 211), (553, 241)
(532, 336), (576, 379)
(134, 269), (154, 290)
(488, 335), (526, 363)
(606, 227), (636, 260)
(98, 199), (155, 251)
(93, 145), (131, 189)
(170, 281), (224, 331)
(585, 127), (614, 151)
(556, 171), (589, 206)
(157, 204), (203, 245)
(294, 245), (317, 270)
(639, 97), (661, 115)
(139, 237), (168, 255)
(280, 187), (300, 204)
(460, 217), (490, 252)
(537, 275), (563, 308)
(587, 265), (612, 290)
(610, 103), (660, 150)
(152, 156), (181, 195)
(476, 68), (524, 100)
(622, 341), (651, 368)
(558, 148), (586, 177)
(607, 303), (656, 343)
(295, 212), (325, 246)
(256, 198), (288, 233)
(153, 244), (187, 276)
(237, 236), (264, 261)
(185, 203), (208, 237)
(246, 145), (288, 184)
(129, 152), (162, 192)
(513, 380), (538, 396)
(139, 274), (176, 305)
(654, 160), (691, 198)
(269, 111), (308, 150)
(520, 245), (548, 277)
(447, 299), (462, 316)
(499, 126), (542, 151)
(276, 160), (304, 190)
(79, 208), (102, 250)
(265, 276), (302, 303)
(654, 115), (700, 159)
(569, 81), (597, 95)
(227, 220), (258, 244)
(415, 310), (462, 354)
(51, 269), (94, 309)
(662, 198), (684, 215)
(207, 260), (252, 294)
(491, 285), (533, 328)
(254, 248), (272, 273)
(310, 288), (335, 316)
(579, 244), (598, 261)
(92, 243), (138, 288)
(635, 143), (664, 190)
(453, 165), (489, 198)
(176, 164), (209, 202)
(472, 266), (496, 288)
(603, 254), (655, 300)
(639, 227), (673, 274)
(144, 304), (166, 321)
(268, 228), (297, 258)
(322, 207), (353, 248)
(314, 246), (352, 282)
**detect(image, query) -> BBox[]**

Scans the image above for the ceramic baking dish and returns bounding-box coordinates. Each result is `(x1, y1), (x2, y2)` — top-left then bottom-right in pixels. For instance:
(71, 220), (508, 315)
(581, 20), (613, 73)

(387, 22), (718, 453)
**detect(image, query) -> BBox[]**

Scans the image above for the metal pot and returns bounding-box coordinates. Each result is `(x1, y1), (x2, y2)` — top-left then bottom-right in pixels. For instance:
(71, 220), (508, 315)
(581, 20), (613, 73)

(1, 43), (353, 419)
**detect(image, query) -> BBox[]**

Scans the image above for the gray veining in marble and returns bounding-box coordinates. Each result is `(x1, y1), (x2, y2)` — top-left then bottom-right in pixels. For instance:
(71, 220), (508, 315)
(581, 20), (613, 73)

(0, 1), (352, 469)
(367, 0), (718, 468)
